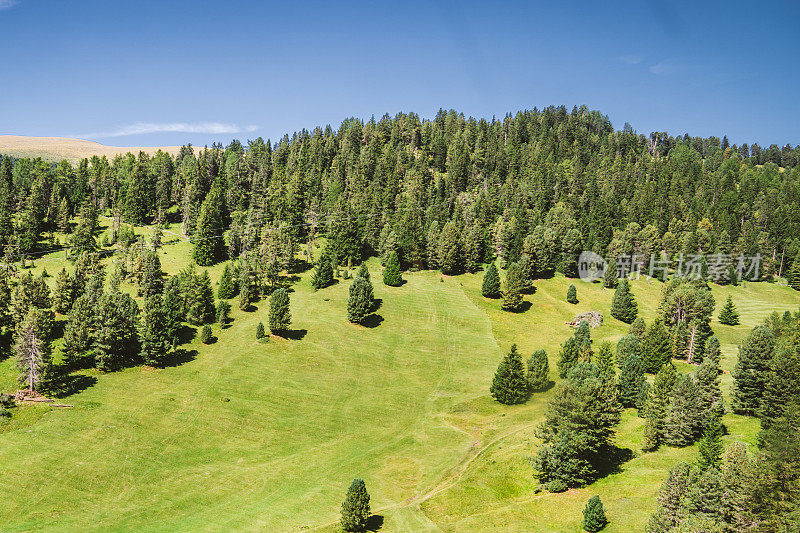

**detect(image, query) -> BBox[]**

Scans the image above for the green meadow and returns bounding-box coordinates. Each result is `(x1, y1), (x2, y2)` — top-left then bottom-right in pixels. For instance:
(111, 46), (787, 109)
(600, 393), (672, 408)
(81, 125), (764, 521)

(1, 235), (798, 532)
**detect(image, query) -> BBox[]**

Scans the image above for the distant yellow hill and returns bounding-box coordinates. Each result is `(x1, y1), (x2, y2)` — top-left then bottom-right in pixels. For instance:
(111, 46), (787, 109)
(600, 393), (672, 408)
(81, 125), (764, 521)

(0, 135), (184, 163)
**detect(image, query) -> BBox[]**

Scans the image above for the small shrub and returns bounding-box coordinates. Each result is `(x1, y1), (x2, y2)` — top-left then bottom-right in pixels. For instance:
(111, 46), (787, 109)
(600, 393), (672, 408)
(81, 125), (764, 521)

(547, 479), (567, 493)
(200, 325), (213, 344)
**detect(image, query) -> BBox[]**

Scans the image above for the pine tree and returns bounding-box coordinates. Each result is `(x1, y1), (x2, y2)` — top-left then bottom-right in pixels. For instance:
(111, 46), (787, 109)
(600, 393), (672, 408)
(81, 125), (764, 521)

(340, 478), (371, 532)
(642, 318), (672, 374)
(255, 322), (266, 340)
(697, 413), (724, 471)
(268, 288), (291, 334)
(788, 252), (800, 290)
(501, 261), (524, 312)
(347, 277), (373, 324)
(62, 294), (96, 367)
(490, 344), (529, 404)
(594, 341), (614, 377)
(527, 349), (550, 392)
(382, 251), (403, 286)
(186, 270), (216, 325)
(200, 325), (212, 344)
(664, 374), (702, 447)
(311, 257), (334, 290)
(482, 262), (501, 298)
(582, 495), (608, 532)
(695, 358), (724, 427)
(557, 337), (580, 378)
(192, 185), (225, 266)
(15, 309), (52, 391)
(139, 295), (172, 366)
(615, 334), (642, 367)
(703, 335), (722, 370)
(567, 283), (578, 304)
(731, 325), (775, 415)
(629, 317), (646, 339)
(215, 300), (231, 325)
(574, 320), (593, 362)
(718, 296), (740, 325)
(642, 363), (676, 451)
(603, 259), (618, 289)
(93, 292), (140, 372)
(760, 340), (800, 431)
(217, 263), (237, 299)
(671, 320), (690, 360)
(438, 221), (463, 275)
(617, 352), (646, 408)
(610, 278), (637, 323)
(53, 267), (74, 314)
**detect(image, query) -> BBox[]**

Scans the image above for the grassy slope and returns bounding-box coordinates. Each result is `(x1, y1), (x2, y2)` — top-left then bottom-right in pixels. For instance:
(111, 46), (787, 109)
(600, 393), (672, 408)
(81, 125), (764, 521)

(0, 136), (183, 163)
(0, 239), (797, 531)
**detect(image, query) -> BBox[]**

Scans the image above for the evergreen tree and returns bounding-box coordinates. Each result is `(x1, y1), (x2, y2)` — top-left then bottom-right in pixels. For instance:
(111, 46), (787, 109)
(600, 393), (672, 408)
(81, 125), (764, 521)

(501, 261), (524, 312)
(557, 337), (580, 379)
(629, 317), (646, 339)
(215, 300), (231, 325)
(255, 321), (266, 340)
(603, 259), (618, 289)
(217, 263), (237, 299)
(311, 257), (334, 290)
(695, 358), (724, 427)
(200, 325), (212, 344)
(703, 335), (722, 370)
(382, 251), (403, 286)
(566, 283), (578, 304)
(664, 374), (702, 447)
(760, 340), (800, 431)
(490, 344), (529, 404)
(340, 478), (371, 532)
(731, 325), (775, 415)
(137, 250), (164, 298)
(642, 363), (677, 451)
(615, 333), (642, 367)
(582, 495), (608, 532)
(14, 309), (52, 391)
(481, 262), (501, 298)
(62, 294), (96, 367)
(268, 288), (291, 334)
(139, 295), (172, 366)
(53, 267), (74, 314)
(93, 292), (140, 372)
(671, 320), (690, 360)
(788, 252), (800, 290)
(594, 341), (614, 378)
(617, 352), (646, 408)
(186, 270), (216, 325)
(718, 296), (740, 325)
(192, 186), (225, 266)
(347, 277), (373, 324)
(610, 278), (637, 323)
(697, 414), (724, 471)
(642, 318), (672, 374)
(438, 221), (463, 275)
(527, 349), (550, 392)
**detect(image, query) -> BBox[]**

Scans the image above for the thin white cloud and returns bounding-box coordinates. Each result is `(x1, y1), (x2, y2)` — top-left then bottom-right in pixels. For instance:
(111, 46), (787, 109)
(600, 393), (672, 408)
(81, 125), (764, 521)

(0, 0), (19, 11)
(79, 122), (259, 139)
(618, 55), (642, 65)
(649, 61), (679, 75)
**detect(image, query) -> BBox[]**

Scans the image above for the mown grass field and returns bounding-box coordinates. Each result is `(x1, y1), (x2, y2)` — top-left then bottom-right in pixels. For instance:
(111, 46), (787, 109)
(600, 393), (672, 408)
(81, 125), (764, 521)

(0, 235), (797, 532)
(0, 136), (183, 163)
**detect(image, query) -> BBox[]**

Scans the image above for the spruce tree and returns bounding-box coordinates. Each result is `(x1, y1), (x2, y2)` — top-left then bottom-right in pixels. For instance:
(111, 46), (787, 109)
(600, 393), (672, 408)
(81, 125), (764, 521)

(603, 259), (618, 289)
(53, 267), (74, 314)
(566, 283), (578, 304)
(438, 221), (463, 275)
(192, 186), (225, 266)
(200, 325), (212, 344)
(664, 374), (702, 446)
(215, 300), (231, 325)
(382, 251), (402, 287)
(617, 352), (646, 408)
(642, 318), (672, 374)
(582, 495), (608, 532)
(93, 292), (140, 372)
(501, 262), (524, 312)
(490, 344), (529, 404)
(629, 317), (646, 339)
(217, 263), (237, 299)
(62, 294), (96, 367)
(557, 337), (580, 379)
(526, 349), (550, 392)
(671, 320), (690, 360)
(139, 295), (172, 366)
(268, 288), (291, 334)
(14, 309), (52, 391)
(594, 341), (614, 378)
(615, 334), (642, 367)
(481, 262), (501, 298)
(187, 270), (216, 325)
(311, 257), (334, 290)
(703, 335), (722, 370)
(695, 358), (724, 427)
(697, 413), (724, 471)
(760, 341), (800, 431)
(731, 326), (775, 415)
(347, 277), (373, 324)
(642, 363), (676, 451)
(340, 478), (371, 532)
(718, 296), (740, 325)
(788, 252), (800, 290)
(255, 322), (266, 340)
(610, 278), (637, 323)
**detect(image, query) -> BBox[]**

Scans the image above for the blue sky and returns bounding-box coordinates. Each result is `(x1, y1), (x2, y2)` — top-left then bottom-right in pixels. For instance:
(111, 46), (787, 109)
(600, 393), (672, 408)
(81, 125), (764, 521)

(0, 0), (797, 147)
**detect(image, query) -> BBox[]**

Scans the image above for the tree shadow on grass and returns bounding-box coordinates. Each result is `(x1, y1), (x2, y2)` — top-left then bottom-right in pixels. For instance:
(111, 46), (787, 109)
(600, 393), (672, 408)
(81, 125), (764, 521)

(160, 349), (198, 368)
(506, 301), (532, 313)
(361, 314), (384, 328)
(594, 444), (635, 479)
(48, 373), (98, 399)
(279, 328), (307, 341)
(176, 326), (197, 345)
(530, 380), (556, 394)
(366, 515), (384, 531)
(371, 298), (383, 313)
